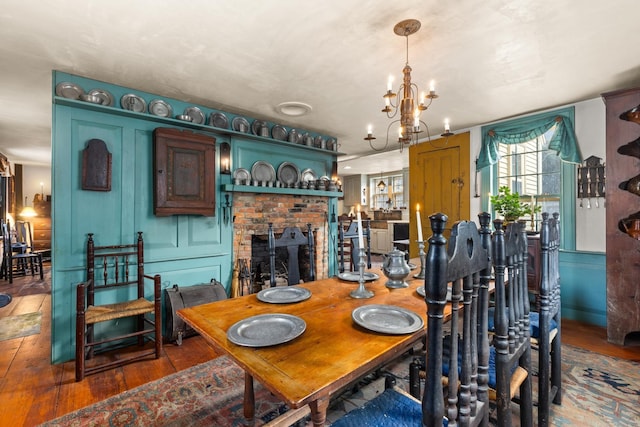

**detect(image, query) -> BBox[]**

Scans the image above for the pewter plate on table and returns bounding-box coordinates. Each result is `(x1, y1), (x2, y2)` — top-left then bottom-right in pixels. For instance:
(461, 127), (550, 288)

(352, 304), (424, 335)
(227, 313), (306, 347)
(257, 286), (311, 304)
(338, 272), (379, 282)
(416, 285), (452, 301)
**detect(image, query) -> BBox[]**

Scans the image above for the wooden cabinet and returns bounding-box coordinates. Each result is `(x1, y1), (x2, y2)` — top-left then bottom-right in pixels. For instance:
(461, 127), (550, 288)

(370, 228), (390, 254)
(602, 87), (640, 345)
(32, 200), (51, 251)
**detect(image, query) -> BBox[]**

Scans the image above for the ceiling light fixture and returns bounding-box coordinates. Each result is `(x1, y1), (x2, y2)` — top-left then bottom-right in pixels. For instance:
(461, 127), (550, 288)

(364, 19), (453, 152)
(276, 101), (313, 117)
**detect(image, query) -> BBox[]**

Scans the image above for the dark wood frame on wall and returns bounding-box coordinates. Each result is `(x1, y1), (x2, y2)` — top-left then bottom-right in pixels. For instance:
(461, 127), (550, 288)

(153, 128), (216, 216)
(82, 138), (112, 191)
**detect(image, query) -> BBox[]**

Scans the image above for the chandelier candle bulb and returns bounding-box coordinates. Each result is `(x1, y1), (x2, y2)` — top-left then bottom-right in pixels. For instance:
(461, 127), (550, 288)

(429, 80), (435, 93)
(444, 119), (450, 132)
(387, 75), (393, 91)
(356, 205), (364, 250)
(416, 203), (423, 242)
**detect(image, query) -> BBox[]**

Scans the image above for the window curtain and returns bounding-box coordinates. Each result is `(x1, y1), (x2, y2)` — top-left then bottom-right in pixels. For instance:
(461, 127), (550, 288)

(477, 107), (582, 170)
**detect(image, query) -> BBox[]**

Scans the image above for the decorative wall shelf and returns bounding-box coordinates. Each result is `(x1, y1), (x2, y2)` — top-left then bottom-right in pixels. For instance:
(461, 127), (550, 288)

(222, 184), (342, 197)
(54, 96), (344, 155)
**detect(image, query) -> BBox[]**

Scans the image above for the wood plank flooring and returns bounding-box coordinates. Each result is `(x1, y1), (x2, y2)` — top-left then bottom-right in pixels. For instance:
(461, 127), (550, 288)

(0, 267), (638, 426)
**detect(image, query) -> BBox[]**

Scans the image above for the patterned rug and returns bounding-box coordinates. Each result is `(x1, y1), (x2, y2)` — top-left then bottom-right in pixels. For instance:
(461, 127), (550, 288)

(39, 344), (640, 427)
(0, 311), (42, 341)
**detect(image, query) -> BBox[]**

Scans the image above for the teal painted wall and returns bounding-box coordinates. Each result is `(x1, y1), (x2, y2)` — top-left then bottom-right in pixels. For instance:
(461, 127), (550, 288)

(559, 250), (606, 326)
(51, 71), (340, 363)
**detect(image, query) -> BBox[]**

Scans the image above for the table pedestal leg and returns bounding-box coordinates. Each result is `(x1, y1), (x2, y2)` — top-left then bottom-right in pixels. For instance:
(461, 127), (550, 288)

(244, 372), (255, 423)
(309, 397), (329, 427)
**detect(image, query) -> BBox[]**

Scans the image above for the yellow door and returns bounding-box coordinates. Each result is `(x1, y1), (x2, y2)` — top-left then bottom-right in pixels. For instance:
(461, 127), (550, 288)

(409, 132), (470, 257)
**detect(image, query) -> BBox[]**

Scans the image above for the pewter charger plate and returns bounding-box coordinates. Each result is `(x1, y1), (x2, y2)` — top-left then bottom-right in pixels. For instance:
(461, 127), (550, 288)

(227, 313), (306, 347)
(338, 272), (379, 282)
(352, 304), (424, 335)
(257, 286), (311, 304)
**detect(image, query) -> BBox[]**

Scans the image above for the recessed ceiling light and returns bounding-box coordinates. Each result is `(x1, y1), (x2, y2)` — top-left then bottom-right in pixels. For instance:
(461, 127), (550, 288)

(276, 102), (312, 117)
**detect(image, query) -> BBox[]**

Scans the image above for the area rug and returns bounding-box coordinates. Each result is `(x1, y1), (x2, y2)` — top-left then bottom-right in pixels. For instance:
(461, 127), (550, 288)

(0, 311), (42, 341)
(40, 344), (640, 427)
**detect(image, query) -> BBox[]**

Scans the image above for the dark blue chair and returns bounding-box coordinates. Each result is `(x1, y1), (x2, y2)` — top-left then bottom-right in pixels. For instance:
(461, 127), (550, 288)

(332, 213), (493, 427)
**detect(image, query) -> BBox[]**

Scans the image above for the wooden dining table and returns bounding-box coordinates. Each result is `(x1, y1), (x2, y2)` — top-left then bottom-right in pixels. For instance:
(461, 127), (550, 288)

(178, 267), (448, 426)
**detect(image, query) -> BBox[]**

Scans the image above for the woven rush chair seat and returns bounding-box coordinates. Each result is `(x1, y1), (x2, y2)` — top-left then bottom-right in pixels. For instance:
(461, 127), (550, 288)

(85, 297), (155, 324)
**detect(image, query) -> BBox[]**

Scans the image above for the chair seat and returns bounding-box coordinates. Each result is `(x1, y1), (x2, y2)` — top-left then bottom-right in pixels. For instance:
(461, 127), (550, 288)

(85, 297), (154, 324)
(331, 387), (447, 427)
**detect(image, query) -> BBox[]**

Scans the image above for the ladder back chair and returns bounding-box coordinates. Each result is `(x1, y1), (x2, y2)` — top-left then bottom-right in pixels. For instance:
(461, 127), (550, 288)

(491, 219), (534, 427)
(268, 223), (315, 286)
(338, 218), (371, 272)
(1, 221), (43, 284)
(332, 213), (492, 427)
(535, 212), (562, 426)
(75, 231), (162, 381)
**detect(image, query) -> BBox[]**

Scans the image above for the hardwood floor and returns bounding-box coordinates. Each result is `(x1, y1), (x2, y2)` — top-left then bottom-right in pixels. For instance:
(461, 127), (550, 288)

(0, 267), (638, 427)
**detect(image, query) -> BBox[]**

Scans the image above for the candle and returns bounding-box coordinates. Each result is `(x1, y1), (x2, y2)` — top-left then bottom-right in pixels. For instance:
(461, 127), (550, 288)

(367, 124), (373, 135)
(416, 203), (423, 242)
(414, 113), (419, 128)
(444, 119), (450, 132)
(223, 159), (229, 171)
(429, 80), (436, 93)
(420, 91), (425, 105)
(387, 75), (394, 91)
(40, 182), (44, 196)
(356, 204), (364, 250)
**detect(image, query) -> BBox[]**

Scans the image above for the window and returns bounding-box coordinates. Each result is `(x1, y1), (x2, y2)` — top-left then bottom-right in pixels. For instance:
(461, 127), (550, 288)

(480, 106), (579, 250)
(496, 128), (561, 231)
(369, 174), (404, 209)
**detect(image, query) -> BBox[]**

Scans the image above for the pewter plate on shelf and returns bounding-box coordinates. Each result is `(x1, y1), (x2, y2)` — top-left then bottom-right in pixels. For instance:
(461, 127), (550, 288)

(121, 93), (147, 112)
(272, 124), (288, 141)
(300, 168), (318, 183)
(251, 119), (267, 136)
(232, 168), (251, 183)
(352, 304), (424, 335)
(148, 99), (173, 117)
(251, 161), (276, 182)
(416, 285), (452, 301)
(257, 286), (311, 304)
(227, 313), (306, 347)
(210, 112), (229, 129)
(55, 82), (84, 100)
(185, 106), (205, 124)
(338, 272), (379, 282)
(277, 162), (300, 187)
(232, 116), (250, 133)
(88, 89), (114, 106)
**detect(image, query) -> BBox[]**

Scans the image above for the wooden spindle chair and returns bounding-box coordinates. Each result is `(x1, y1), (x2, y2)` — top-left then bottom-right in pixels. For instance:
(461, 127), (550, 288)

(75, 232), (162, 381)
(534, 212), (562, 426)
(331, 213), (492, 427)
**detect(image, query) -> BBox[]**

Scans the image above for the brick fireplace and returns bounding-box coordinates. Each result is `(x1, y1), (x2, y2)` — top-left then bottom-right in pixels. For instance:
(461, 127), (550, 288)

(233, 192), (330, 291)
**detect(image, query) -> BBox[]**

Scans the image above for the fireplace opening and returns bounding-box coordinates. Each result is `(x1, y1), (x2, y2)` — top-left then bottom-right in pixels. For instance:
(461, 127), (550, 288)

(251, 234), (312, 289)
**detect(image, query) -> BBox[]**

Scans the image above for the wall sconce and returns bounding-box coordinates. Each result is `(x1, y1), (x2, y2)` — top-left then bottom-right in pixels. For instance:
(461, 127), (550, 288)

(219, 142), (231, 174)
(577, 155), (605, 208)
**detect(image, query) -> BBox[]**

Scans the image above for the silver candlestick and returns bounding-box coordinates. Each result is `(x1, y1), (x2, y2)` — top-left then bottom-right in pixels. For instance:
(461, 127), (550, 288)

(350, 247), (374, 298)
(413, 240), (426, 279)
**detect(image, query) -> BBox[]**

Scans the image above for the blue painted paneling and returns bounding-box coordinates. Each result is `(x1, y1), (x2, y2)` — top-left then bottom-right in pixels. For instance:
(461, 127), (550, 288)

(51, 71), (340, 363)
(559, 250), (606, 326)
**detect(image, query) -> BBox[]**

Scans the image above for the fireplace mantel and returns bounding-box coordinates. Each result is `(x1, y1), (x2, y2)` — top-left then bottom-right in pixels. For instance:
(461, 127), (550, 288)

(222, 184), (342, 197)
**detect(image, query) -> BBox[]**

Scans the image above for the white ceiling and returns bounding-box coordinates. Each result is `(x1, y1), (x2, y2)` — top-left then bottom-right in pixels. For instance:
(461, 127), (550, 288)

(2, 0), (640, 176)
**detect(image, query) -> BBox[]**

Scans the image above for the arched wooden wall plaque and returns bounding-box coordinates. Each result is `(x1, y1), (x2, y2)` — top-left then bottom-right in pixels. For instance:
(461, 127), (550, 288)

(82, 138), (112, 191)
